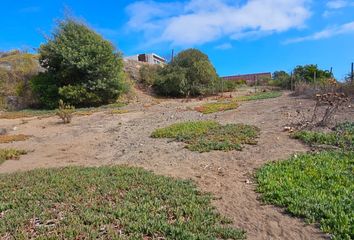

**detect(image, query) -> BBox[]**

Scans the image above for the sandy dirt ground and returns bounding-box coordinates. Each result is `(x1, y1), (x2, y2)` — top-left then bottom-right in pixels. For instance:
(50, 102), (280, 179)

(1, 90), (353, 240)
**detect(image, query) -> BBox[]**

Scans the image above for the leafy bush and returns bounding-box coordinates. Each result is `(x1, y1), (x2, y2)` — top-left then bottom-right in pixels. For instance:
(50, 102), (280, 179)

(30, 73), (59, 109)
(56, 100), (75, 124)
(153, 49), (220, 97)
(151, 121), (259, 152)
(270, 71), (291, 89)
(217, 80), (245, 92)
(0, 166), (245, 239)
(32, 18), (126, 108)
(139, 64), (162, 87)
(0, 149), (27, 165)
(257, 151), (354, 240)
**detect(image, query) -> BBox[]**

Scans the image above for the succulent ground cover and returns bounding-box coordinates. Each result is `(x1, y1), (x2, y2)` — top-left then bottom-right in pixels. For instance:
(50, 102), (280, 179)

(195, 91), (282, 114)
(0, 166), (245, 239)
(151, 121), (260, 152)
(257, 122), (354, 240)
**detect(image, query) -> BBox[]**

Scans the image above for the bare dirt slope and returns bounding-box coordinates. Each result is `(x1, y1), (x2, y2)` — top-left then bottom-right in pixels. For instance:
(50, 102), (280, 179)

(1, 92), (352, 239)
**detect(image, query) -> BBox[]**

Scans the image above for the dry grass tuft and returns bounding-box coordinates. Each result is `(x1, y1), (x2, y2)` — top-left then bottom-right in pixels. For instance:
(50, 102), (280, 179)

(110, 109), (130, 115)
(0, 148), (27, 165)
(0, 134), (31, 144)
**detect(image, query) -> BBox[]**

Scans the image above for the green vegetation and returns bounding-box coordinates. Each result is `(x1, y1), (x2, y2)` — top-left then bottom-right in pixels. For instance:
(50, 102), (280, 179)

(0, 149), (27, 165)
(256, 151), (354, 240)
(0, 51), (39, 109)
(139, 64), (162, 87)
(0, 166), (245, 239)
(293, 122), (354, 150)
(195, 101), (239, 114)
(195, 91), (281, 114)
(56, 100), (75, 124)
(154, 49), (220, 97)
(31, 18), (126, 108)
(271, 65), (333, 89)
(0, 102), (127, 119)
(151, 121), (259, 152)
(233, 91), (282, 101)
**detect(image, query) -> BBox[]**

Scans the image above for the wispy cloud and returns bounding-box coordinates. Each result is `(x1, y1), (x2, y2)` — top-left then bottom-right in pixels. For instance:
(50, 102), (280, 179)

(215, 43), (232, 50)
(323, 0), (354, 18)
(125, 0), (311, 46)
(284, 21), (354, 43)
(326, 0), (351, 9)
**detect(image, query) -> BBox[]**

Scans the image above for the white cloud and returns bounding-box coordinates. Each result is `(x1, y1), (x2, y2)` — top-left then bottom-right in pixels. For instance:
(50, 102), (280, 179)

(284, 21), (354, 43)
(326, 0), (349, 9)
(215, 43), (232, 50)
(126, 0), (311, 46)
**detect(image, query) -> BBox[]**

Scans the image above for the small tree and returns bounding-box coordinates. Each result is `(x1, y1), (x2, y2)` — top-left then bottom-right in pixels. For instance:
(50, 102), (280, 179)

(32, 18), (126, 108)
(293, 65), (332, 84)
(270, 71), (291, 89)
(154, 49), (219, 97)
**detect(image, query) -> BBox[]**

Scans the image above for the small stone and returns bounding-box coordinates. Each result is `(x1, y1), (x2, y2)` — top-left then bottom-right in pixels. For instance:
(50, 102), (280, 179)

(0, 128), (7, 135)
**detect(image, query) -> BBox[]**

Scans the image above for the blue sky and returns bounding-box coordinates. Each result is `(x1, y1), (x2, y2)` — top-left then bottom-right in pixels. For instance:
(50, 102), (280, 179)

(1, 0), (354, 80)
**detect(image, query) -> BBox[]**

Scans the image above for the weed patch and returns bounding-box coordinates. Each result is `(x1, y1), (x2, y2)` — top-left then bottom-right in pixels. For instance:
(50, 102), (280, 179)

(0, 166), (245, 239)
(256, 151), (354, 240)
(0, 149), (27, 165)
(195, 91), (281, 114)
(195, 101), (239, 114)
(110, 109), (129, 115)
(151, 121), (259, 152)
(0, 110), (55, 119)
(0, 134), (31, 144)
(233, 91), (282, 101)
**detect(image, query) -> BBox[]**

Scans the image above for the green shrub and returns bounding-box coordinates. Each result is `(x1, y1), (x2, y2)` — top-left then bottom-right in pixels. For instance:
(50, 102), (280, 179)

(153, 49), (220, 97)
(152, 121), (259, 152)
(30, 73), (59, 109)
(257, 151), (354, 239)
(56, 100), (75, 124)
(139, 64), (162, 87)
(217, 80), (245, 92)
(0, 166), (245, 239)
(32, 18), (126, 108)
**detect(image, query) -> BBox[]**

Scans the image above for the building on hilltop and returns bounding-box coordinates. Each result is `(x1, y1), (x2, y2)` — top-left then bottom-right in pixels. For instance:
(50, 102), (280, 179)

(222, 72), (272, 85)
(124, 53), (166, 65)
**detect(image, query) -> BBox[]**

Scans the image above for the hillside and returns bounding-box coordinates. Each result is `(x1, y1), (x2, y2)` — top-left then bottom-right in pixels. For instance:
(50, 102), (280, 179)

(0, 51), (41, 110)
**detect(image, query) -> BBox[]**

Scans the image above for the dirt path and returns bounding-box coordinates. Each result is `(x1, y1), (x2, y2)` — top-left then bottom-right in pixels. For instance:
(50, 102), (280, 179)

(2, 92), (351, 239)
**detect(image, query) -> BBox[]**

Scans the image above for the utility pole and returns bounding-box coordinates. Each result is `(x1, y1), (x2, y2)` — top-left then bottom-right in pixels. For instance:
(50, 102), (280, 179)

(254, 76), (258, 93)
(290, 72), (293, 91)
(171, 49), (174, 63)
(351, 62), (354, 84)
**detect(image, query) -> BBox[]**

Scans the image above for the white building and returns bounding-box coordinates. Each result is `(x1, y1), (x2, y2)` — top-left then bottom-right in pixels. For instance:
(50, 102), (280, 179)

(124, 53), (166, 65)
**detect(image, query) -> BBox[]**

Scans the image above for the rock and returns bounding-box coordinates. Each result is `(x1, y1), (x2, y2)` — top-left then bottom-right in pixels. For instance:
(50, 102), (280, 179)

(0, 128), (7, 135)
